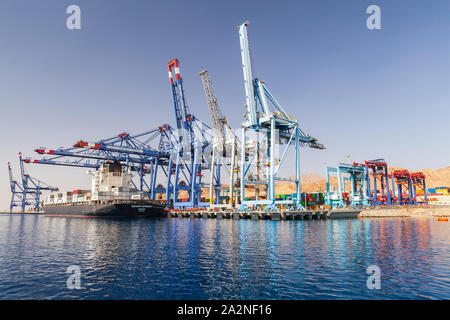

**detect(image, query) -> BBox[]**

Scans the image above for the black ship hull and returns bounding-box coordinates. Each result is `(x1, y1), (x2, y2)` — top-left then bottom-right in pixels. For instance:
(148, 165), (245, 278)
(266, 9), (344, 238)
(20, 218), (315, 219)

(43, 202), (166, 218)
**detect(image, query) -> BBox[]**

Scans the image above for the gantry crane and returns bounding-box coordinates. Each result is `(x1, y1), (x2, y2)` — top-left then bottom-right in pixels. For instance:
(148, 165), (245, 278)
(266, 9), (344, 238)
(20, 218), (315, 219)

(392, 169), (427, 205)
(7, 153), (58, 212)
(237, 21), (324, 212)
(199, 70), (229, 146)
(72, 126), (173, 199)
(326, 163), (369, 208)
(29, 126), (175, 202)
(354, 159), (391, 205)
(410, 172), (427, 204)
(8, 161), (25, 212)
(199, 69), (239, 208)
(392, 170), (413, 205)
(167, 59), (214, 208)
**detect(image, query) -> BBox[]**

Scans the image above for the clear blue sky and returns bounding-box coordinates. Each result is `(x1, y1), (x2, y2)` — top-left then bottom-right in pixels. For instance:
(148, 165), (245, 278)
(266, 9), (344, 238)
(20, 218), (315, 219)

(1, 0), (449, 210)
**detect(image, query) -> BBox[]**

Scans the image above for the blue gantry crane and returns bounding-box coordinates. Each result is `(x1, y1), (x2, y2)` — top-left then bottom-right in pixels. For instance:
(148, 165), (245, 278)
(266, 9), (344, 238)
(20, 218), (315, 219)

(167, 59), (214, 209)
(7, 153), (58, 212)
(8, 161), (25, 212)
(29, 126), (175, 202)
(326, 163), (369, 208)
(72, 126), (173, 200)
(237, 21), (324, 212)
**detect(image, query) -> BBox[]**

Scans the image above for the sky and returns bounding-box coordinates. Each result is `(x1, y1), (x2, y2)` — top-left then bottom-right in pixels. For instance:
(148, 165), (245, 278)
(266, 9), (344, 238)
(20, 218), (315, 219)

(1, 0), (449, 211)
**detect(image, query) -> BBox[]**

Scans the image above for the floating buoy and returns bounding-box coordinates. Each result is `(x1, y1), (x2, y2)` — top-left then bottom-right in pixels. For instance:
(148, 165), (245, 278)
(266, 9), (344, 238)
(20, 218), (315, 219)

(437, 217), (448, 222)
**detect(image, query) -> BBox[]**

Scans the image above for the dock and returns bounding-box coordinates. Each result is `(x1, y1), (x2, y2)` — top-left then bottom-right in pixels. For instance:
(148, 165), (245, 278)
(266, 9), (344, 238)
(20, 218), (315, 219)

(168, 209), (360, 220)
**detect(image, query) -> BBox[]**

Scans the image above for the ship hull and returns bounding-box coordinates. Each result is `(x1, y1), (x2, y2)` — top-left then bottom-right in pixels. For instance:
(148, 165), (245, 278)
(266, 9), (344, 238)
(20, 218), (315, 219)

(43, 202), (166, 218)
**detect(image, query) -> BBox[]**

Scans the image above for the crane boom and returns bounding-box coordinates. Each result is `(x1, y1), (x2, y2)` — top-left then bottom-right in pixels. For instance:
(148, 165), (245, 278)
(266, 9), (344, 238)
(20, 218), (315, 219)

(199, 70), (228, 145)
(8, 162), (14, 190)
(238, 21), (258, 126)
(168, 58), (192, 143)
(199, 69), (240, 208)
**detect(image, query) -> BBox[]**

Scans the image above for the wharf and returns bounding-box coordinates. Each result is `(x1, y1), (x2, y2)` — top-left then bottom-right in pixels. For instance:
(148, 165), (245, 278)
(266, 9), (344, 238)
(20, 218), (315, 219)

(168, 209), (360, 220)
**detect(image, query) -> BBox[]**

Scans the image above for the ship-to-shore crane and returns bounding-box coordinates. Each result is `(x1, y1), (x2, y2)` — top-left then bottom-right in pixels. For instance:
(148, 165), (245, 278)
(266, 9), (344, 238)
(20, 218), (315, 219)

(168, 59), (214, 208)
(8, 161), (25, 212)
(8, 153), (58, 212)
(28, 126), (176, 202)
(237, 21), (325, 212)
(199, 69), (239, 208)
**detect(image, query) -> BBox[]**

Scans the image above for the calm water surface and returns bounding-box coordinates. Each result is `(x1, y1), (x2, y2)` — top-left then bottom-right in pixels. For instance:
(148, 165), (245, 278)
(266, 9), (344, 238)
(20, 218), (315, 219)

(0, 215), (449, 299)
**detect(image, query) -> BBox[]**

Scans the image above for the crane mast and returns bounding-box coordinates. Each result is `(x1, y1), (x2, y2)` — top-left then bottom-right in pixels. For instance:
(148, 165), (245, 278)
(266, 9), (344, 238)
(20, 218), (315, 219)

(237, 21), (324, 212)
(238, 21), (258, 126)
(168, 58), (192, 143)
(199, 70), (226, 145)
(199, 69), (239, 208)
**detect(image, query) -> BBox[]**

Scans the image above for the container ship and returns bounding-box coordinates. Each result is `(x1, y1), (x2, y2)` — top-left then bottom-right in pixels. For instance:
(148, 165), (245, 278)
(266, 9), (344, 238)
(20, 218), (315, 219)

(43, 162), (166, 218)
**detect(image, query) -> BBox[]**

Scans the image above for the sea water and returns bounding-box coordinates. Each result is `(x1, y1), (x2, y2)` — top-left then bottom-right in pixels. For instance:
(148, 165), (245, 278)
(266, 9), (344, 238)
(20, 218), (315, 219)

(0, 215), (448, 299)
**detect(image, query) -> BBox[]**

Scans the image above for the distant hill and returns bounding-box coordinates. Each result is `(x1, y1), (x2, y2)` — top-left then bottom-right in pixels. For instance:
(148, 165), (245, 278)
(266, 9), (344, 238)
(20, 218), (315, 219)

(402, 167), (450, 189)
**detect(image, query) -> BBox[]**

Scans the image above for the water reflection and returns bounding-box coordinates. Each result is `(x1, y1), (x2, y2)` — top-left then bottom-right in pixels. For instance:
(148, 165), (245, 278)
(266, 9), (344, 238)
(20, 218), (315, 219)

(0, 215), (448, 299)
